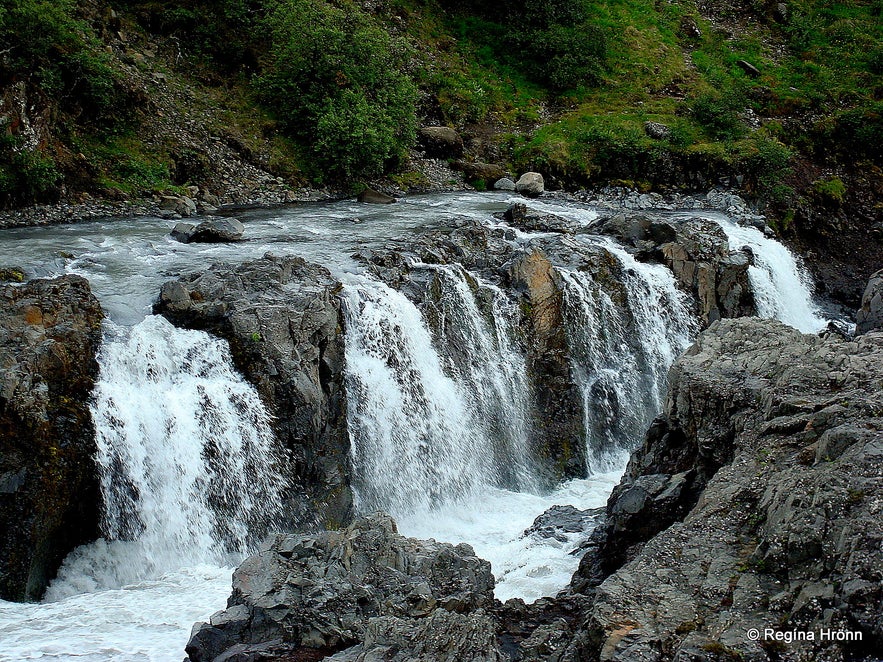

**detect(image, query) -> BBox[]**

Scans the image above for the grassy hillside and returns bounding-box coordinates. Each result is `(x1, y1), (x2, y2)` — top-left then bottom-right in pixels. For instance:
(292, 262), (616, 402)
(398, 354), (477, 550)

(0, 0), (880, 222)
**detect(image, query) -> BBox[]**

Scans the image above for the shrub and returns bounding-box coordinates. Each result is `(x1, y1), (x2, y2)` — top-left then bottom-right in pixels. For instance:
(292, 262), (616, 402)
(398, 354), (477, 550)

(0, 134), (61, 207)
(690, 93), (747, 141)
(260, 0), (418, 180)
(514, 24), (607, 90)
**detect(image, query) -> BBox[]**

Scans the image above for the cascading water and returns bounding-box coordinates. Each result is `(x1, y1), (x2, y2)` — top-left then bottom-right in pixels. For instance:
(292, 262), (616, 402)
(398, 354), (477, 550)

(341, 274), (497, 515)
(557, 239), (698, 472)
(0, 191), (834, 656)
(420, 263), (537, 491)
(90, 315), (290, 575)
(0, 315), (290, 661)
(707, 215), (828, 333)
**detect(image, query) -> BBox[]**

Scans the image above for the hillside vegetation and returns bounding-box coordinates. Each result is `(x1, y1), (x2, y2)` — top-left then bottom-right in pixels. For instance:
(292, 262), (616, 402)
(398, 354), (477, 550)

(0, 0), (880, 227)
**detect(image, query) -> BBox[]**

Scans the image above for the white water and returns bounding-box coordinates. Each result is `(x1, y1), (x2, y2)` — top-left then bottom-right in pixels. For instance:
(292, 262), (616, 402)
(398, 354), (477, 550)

(703, 214), (828, 333)
(0, 193), (831, 660)
(0, 316), (289, 661)
(557, 239), (697, 472)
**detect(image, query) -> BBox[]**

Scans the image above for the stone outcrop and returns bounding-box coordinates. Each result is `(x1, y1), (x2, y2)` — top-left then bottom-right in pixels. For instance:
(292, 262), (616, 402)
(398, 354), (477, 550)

(0, 276), (103, 601)
(452, 161), (506, 183)
(570, 318), (883, 660)
(599, 213), (756, 325)
(185, 514), (500, 662)
(154, 254), (352, 527)
(855, 267), (883, 335)
(357, 188), (396, 204)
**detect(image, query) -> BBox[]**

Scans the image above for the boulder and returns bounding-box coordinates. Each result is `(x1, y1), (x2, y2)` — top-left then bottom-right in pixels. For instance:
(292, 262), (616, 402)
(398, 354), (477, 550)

(160, 195), (197, 217)
(855, 268), (883, 335)
(524, 505), (604, 543)
(418, 126), (465, 159)
(154, 255), (352, 526)
(452, 161), (506, 184)
(736, 59), (761, 78)
(516, 172), (545, 197)
(570, 318), (883, 660)
(357, 188), (396, 204)
(185, 514), (499, 661)
(643, 121), (671, 140)
(0, 276), (103, 601)
(493, 177), (516, 191)
(169, 218), (244, 243)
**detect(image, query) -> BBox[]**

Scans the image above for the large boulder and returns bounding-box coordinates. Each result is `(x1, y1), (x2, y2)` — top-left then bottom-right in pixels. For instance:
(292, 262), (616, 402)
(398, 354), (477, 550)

(569, 318), (883, 660)
(0, 276), (103, 601)
(185, 514), (500, 662)
(855, 268), (883, 335)
(170, 218), (244, 243)
(516, 172), (545, 197)
(418, 126), (465, 159)
(357, 188), (396, 204)
(154, 255), (352, 526)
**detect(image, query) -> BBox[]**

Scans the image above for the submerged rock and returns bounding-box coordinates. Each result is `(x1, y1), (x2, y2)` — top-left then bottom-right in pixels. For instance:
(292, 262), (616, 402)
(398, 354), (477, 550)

(357, 188), (396, 204)
(524, 505), (604, 543)
(185, 513), (500, 662)
(0, 276), (103, 601)
(154, 254), (352, 527)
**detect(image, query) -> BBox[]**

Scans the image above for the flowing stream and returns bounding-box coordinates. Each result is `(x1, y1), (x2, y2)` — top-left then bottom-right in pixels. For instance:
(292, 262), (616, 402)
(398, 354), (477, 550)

(0, 192), (828, 660)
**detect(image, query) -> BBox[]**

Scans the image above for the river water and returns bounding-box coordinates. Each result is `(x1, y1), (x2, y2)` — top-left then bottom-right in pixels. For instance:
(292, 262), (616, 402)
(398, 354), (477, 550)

(0, 192), (827, 661)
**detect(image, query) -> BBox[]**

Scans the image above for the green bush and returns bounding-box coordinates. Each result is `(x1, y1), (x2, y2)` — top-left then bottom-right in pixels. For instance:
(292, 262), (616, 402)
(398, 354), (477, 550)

(690, 93), (747, 141)
(0, 135), (61, 206)
(260, 0), (418, 180)
(514, 24), (607, 90)
(0, 0), (122, 122)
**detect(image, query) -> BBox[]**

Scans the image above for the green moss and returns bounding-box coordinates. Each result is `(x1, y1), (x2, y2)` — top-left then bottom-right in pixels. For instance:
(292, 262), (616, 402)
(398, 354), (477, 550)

(812, 177), (847, 204)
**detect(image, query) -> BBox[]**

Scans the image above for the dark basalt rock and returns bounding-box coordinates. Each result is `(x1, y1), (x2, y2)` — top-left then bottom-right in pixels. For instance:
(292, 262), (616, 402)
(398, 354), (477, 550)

(855, 268), (883, 335)
(0, 275), (103, 601)
(170, 217), (244, 243)
(154, 254), (352, 528)
(569, 318), (883, 660)
(185, 514), (501, 662)
(524, 505), (604, 543)
(418, 126), (465, 159)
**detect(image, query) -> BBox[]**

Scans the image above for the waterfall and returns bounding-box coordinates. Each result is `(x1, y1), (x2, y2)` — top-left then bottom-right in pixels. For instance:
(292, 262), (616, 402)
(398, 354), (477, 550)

(340, 274), (497, 516)
(49, 315), (290, 597)
(420, 263), (537, 492)
(711, 217), (827, 333)
(558, 239), (697, 471)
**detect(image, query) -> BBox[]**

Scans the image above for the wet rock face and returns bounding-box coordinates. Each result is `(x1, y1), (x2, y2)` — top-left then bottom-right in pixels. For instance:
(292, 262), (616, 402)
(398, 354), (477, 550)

(154, 254), (352, 527)
(855, 268), (883, 335)
(599, 213), (756, 325)
(570, 318), (883, 660)
(0, 276), (103, 601)
(185, 514), (500, 662)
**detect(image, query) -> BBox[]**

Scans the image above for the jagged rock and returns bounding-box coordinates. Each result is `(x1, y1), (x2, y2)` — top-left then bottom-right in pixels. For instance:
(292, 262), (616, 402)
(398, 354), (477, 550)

(855, 268), (883, 335)
(0, 276), (103, 601)
(418, 126), (465, 159)
(493, 177), (516, 191)
(452, 161), (506, 184)
(504, 203), (575, 234)
(185, 514), (498, 662)
(160, 195), (198, 217)
(357, 188), (396, 204)
(524, 505), (604, 543)
(643, 121), (671, 140)
(516, 172), (545, 197)
(598, 214), (756, 325)
(570, 318), (883, 660)
(154, 255), (352, 526)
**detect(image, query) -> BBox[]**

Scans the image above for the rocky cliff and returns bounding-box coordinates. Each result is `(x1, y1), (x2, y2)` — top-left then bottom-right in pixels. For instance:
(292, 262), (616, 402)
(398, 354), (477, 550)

(0, 275), (103, 601)
(568, 317), (883, 660)
(183, 314), (883, 661)
(155, 254), (352, 528)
